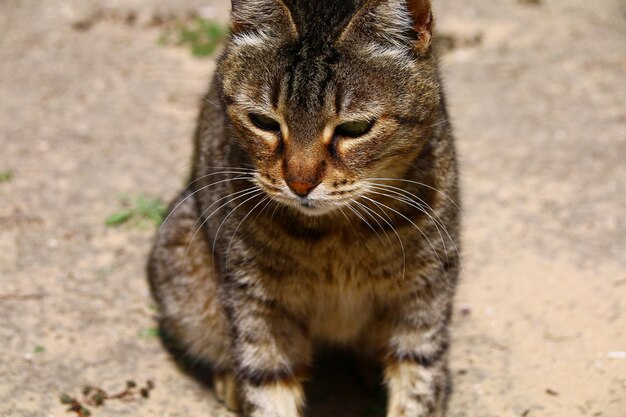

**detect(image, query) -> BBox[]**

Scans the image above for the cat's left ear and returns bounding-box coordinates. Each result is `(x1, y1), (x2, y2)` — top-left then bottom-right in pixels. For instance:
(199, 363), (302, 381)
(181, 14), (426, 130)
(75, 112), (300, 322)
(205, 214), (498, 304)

(406, 0), (434, 53)
(230, 0), (298, 40)
(338, 0), (434, 54)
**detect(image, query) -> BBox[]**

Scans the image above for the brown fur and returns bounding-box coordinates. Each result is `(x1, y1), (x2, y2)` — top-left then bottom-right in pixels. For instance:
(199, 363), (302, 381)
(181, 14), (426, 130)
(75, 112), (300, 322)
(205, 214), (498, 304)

(149, 0), (460, 415)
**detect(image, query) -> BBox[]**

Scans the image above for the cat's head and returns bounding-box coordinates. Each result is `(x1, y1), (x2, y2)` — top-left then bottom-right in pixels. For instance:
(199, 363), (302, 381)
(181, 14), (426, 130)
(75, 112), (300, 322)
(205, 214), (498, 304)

(218, 0), (442, 216)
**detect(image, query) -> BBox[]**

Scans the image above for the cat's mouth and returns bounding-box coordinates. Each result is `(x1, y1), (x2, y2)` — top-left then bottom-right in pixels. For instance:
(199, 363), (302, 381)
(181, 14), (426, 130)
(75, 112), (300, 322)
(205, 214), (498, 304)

(254, 175), (360, 216)
(260, 191), (353, 216)
(271, 194), (340, 216)
(294, 197), (338, 216)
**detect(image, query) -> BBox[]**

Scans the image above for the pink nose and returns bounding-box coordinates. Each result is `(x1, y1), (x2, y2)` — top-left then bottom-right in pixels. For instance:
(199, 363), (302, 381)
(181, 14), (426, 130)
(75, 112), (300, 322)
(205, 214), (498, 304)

(287, 180), (319, 197)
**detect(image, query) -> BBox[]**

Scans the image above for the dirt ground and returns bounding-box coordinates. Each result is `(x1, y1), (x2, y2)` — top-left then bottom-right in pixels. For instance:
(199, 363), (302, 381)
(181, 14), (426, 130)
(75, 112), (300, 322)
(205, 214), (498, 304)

(1, 0), (624, 416)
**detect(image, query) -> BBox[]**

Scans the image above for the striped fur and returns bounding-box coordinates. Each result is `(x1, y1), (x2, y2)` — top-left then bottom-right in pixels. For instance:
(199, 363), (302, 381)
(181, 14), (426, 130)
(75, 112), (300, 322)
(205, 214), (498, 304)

(148, 0), (459, 415)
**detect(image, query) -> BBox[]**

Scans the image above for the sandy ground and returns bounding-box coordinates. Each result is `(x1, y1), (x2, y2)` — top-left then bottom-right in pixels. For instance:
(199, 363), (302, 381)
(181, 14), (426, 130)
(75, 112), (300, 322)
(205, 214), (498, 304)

(1, 0), (625, 416)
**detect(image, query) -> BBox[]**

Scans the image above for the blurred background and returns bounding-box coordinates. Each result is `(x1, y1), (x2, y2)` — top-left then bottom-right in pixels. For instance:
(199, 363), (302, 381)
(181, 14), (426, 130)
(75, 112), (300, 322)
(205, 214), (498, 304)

(0, 0), (624, 416)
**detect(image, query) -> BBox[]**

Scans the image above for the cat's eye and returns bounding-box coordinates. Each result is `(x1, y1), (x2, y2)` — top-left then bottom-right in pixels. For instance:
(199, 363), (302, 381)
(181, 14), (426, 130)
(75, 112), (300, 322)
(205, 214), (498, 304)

(249, 113), (281, 132)
(335, 120), (374, 138)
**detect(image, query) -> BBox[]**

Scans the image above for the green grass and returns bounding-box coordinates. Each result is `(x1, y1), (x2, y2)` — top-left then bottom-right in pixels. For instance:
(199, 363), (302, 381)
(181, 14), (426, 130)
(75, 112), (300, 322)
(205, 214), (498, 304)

(139, 327), (160, 339)
(34, 345), (46, 354)
(0, 170), (13, 183)
(159, 17), (228, 58)
(105, 194), (167, 228)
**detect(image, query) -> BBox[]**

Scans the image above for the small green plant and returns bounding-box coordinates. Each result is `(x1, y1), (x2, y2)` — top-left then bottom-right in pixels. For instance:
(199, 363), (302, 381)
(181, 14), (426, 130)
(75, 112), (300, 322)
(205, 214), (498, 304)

(139, 327), (160, 339)
(0, 170), (13, 182)
(60, 392), (91, 417)
(34, 345), (46, 354)
(105, 195), (167, 228)
(159, 17), (228, 57)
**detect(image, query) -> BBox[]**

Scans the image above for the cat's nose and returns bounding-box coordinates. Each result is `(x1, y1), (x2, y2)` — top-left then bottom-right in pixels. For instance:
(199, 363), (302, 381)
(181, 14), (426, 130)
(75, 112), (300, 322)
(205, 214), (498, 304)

(287, 180), (319, 197)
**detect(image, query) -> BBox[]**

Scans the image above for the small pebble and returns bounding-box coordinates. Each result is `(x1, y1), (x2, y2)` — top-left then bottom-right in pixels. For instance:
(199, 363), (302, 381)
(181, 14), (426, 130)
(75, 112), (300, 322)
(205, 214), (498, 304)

(460, 303), (472, 316)
(545, 388), (559, 396)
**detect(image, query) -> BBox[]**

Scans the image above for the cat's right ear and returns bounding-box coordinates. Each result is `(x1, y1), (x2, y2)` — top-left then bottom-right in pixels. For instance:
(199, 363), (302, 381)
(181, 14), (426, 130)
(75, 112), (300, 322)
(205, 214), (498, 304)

(230, 0), (298, 40)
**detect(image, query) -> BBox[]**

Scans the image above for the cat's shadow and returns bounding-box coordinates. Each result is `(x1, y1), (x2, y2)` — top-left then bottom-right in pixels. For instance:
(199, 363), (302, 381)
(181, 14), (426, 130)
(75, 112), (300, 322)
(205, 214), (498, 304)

(304, 352), (386, 417)
(161, 333), (385, 417)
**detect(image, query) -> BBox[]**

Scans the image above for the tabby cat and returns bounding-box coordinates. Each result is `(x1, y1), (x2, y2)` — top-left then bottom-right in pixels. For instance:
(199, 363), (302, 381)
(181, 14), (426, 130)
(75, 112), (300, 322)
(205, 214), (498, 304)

(148, 0), (461, 416)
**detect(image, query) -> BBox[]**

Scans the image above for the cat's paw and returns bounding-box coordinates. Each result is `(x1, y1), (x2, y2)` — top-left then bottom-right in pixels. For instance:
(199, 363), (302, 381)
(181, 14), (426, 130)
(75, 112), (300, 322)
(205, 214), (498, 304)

(213, 371), (240, 412)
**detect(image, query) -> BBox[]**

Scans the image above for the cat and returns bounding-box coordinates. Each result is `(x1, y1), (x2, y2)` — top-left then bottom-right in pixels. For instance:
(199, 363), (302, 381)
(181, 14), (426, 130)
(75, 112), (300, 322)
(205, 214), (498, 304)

(148, 0), (461, 416)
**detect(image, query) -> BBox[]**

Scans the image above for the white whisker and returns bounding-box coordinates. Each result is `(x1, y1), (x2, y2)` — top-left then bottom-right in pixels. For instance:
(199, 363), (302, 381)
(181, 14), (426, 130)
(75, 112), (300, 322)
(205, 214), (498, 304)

(365, 186), (450, 260)
(361, 195), (444, 274)
(224, 195), (270, 271)
(367, 177), (462, 215)
(366, 183), (462, 270)
(345, 202), (385, 244)
(352, 200), (406, 280)
(184, 186), (262, 266)
(185, 171), (253, 191)
(160, 174), (254, 232)
(351, 201), (393, 247)
(211, 190), (265, 264)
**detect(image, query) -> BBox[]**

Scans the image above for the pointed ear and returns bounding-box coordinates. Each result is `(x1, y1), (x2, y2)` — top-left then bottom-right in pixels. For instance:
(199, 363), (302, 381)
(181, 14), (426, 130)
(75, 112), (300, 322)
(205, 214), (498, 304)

(406, 0), (433, 53)
(338, 0), (434, 54)
(230, 0), (298, 39)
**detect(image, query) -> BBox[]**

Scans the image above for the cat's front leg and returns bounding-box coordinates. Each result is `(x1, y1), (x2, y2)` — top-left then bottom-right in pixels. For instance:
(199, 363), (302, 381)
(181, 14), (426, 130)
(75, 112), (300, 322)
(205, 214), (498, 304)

(225, 287), (311, 417)
(384, 293), (452, 417)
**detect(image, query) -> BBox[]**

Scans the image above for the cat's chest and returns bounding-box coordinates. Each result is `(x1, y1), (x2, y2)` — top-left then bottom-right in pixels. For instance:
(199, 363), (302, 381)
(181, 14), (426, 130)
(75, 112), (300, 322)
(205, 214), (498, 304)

(304, 255), (382, 344)
(308, 290), (372, 344)
(275, 232), (407, 343)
